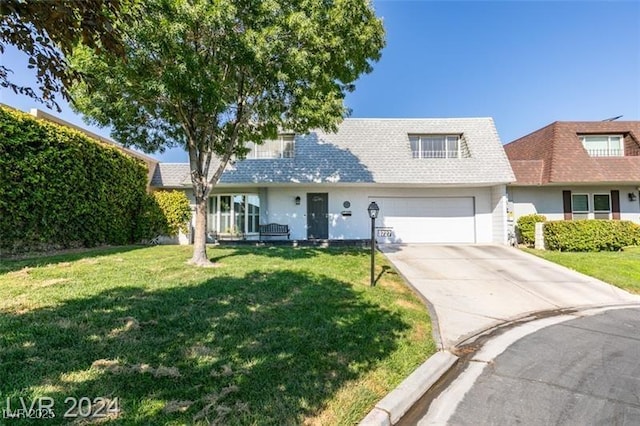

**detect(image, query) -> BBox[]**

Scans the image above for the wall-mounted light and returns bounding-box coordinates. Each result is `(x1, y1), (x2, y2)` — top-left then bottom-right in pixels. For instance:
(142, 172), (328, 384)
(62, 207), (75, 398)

(295, 196), (301, 205)
(629, 192), (637, 202)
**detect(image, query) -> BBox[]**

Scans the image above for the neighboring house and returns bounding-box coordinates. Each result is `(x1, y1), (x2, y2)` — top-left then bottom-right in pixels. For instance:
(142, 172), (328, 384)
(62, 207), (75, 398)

(151, 118), (515, 244)
(504, 121), (640, 224)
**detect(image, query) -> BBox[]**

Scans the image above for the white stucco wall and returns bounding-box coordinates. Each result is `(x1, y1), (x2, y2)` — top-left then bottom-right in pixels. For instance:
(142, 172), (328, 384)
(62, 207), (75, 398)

(169, 185), (508, 244)
(491, 185), (508, 244)
(507, 185), (640, 223)
(264, 185), (498, 243)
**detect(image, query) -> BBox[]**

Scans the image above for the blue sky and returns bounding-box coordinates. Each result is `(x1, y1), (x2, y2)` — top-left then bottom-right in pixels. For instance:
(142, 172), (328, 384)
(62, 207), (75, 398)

(2, 1), (639, 163)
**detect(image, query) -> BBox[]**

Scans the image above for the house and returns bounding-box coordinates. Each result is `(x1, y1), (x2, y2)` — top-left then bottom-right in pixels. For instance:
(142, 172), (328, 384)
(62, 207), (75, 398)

(504, 121), (640, 224)
(151, 118), (515, 244)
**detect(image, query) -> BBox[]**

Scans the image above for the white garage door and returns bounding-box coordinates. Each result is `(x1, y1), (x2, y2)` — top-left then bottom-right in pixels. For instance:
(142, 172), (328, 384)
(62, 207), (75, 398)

(373, 197), (476, 243)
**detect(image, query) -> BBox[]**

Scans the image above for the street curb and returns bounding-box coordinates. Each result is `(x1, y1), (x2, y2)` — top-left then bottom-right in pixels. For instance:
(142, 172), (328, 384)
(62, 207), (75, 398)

(358, 351), (458, 426)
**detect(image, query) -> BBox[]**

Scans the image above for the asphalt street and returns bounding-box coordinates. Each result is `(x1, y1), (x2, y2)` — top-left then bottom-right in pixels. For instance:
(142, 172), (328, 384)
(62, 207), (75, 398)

(414, 307), (640, 425)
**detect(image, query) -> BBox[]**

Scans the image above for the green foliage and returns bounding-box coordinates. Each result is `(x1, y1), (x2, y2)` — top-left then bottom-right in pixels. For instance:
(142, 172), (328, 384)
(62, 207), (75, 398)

(68, 0), (385, 263)
(134, 191), (192, 240)
(0, 106), (149, 254)
(516, 214), (547, 246)
(70, 0), (385, 154)
(133, 193), (167, 241)
(152, 190), (192, 237)
(543, 220), (640, 252)
(1, 0), (134, 111)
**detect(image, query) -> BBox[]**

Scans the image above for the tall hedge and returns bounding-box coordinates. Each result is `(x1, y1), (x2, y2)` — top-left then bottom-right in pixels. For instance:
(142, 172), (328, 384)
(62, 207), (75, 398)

(544, 220), (640, 252)
(0, 106), (149, 254)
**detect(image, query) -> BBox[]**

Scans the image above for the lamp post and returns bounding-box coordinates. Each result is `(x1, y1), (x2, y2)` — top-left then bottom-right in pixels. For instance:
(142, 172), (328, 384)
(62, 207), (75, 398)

(367, 201), (380, 286)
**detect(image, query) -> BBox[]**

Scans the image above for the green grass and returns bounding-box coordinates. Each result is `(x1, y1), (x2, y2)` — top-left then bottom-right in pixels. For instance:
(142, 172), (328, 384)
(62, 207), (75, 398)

(0, 245), (435, 425)
(523, 247), (640, 295)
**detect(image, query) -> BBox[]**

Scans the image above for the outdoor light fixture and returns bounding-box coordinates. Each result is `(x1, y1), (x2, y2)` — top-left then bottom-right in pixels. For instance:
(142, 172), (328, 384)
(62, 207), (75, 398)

(295, 196), (301, 205)
(629, 193), (637, 202)
(367, 201), (380, 220)
(367, 201), (380, 286)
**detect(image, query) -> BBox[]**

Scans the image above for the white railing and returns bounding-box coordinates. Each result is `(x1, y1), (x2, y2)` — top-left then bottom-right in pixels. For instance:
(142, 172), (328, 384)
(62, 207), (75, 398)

(412, 150), (459, 159)
(586, 149), (624, 157)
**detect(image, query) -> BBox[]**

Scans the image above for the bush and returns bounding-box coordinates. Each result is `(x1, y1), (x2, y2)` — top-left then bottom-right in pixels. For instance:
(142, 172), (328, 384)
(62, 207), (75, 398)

(544, 220), (640, 252)
(134, 193), (168, 242)
(0, 106), (149, 254)
(134, 191), (192, 241)
(152, 190), (192, 237)
(516, 214), (547, 246)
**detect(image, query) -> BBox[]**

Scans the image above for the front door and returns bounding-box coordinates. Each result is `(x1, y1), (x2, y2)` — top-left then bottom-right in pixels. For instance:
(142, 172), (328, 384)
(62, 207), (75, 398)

(307, 193), (328, 239)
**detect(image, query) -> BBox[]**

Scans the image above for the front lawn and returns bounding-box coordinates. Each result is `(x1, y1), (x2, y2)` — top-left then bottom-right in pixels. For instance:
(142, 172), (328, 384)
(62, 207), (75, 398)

(524, 247), (640, 295)
(0, 245), (435, 425)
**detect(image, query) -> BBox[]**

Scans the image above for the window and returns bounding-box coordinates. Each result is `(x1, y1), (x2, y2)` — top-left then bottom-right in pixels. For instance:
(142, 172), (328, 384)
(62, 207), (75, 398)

(207, 194), (260, 235)
(220, 196), (232, 232)
(409, 135), (461, 158)
(247, 134), (295, 159)
(247, 195), (260, 233)
(207, 197), (217, 231)
(579, 135), (624, 157)
(593, 194), (611, 220)
(571, 193), (589, 220)
(233, 195), (246, 233)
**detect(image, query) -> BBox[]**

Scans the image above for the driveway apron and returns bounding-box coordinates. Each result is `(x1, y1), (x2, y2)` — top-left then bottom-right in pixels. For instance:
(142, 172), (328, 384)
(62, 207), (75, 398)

(379, 244), (640, 349)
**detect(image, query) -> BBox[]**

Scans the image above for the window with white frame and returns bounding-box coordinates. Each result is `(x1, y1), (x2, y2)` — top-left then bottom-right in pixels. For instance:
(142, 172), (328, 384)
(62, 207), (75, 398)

(246, 134), (295, 159)
(208, 194), (260, 234)
(409, 135), (461, 158)
(579, 135), (624, 157)
(571, 193), (589, 220)
(593, 193), (611, 220)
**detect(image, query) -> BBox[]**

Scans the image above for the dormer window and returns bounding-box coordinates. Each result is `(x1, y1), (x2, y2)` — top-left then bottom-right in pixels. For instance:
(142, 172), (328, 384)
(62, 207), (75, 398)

(579, 135), (624, 157)
(247, 134), (295, 159)
(409, 134), (463, 159)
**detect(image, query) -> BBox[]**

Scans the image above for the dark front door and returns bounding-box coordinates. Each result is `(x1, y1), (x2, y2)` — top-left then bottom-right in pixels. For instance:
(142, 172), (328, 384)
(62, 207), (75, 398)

(307, 193), (328, 239)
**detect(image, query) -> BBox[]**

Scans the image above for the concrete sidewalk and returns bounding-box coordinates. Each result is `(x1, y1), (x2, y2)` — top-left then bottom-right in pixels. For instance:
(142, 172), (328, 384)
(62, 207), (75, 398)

(359, 244), (640, 425)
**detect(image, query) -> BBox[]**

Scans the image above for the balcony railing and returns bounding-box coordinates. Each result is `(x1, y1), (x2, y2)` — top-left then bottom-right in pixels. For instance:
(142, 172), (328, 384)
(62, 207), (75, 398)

(586, 148), (624, 157)
(412, 150), (459, 159)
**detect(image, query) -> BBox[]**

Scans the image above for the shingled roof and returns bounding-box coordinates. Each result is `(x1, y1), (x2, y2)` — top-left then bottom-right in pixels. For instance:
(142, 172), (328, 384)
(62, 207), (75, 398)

(505, 121), (640, 185)
(151, 117), (514, 188)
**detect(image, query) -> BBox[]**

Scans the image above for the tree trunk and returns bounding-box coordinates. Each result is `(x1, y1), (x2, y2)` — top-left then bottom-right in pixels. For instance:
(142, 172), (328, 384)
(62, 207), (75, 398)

(186, 138), (231, 268)
(189, 192), (216, 267)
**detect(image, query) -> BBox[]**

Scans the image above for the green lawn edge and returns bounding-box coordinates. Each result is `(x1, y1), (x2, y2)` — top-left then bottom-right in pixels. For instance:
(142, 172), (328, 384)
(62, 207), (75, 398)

(522, 247), (640, 295)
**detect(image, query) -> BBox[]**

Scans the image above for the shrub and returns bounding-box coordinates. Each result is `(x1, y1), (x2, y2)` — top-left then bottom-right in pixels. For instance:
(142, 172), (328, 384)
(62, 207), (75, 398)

(152, 190), (192, 237)
(134, 193), (168, 242)
(544, 220), (640, 252)
(0, 106), (148, 254)
(516, 214), (547, 246)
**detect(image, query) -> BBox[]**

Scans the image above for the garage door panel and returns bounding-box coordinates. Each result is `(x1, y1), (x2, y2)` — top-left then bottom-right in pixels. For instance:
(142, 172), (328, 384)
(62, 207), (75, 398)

(374, 197), (475, 243)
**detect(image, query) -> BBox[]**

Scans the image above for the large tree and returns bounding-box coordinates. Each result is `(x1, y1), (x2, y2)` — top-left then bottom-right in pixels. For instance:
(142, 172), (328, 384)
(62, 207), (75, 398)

(0, 0), (133, 111)
(70, 0), (385, 266)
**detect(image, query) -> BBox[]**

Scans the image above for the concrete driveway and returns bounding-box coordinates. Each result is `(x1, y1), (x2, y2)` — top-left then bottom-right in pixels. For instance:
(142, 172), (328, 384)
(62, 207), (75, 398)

(379, 244), (640, 349)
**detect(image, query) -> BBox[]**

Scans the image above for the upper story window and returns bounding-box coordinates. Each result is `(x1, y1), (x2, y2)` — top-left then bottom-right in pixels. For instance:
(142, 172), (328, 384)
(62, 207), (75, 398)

(409, 135), (462, 159)
(246, 134), (295, 159)
(579, 135), (624, 157)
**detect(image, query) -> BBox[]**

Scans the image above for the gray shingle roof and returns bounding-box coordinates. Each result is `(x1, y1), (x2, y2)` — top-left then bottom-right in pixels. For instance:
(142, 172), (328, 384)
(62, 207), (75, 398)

(150, 163), (190, 187)
(151, 118), (515, 187)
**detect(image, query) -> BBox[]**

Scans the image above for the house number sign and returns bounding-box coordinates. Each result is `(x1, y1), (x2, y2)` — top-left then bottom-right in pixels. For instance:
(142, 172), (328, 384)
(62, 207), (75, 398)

(376, 228), (393, 237)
